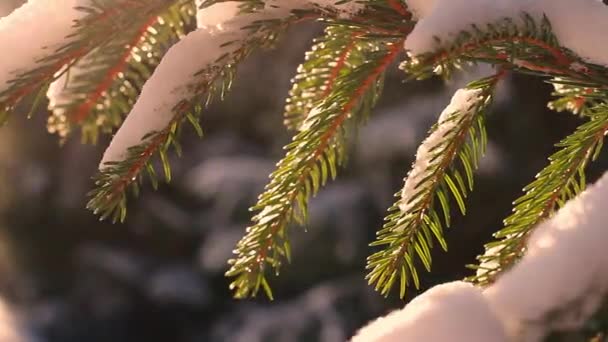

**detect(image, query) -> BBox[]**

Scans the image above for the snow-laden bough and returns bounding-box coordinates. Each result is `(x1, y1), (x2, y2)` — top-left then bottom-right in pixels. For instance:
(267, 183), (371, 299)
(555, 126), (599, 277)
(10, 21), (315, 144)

(403, 0), (436, 19)
(0, 0), (89, 92)
(355, 171), (608, 341)
(399, 87), (482, 213)
(99, 0), (364, 167)
(404, 0), (608, 67)
(485, 171), (608, 341)
(351, 281), (507, 342)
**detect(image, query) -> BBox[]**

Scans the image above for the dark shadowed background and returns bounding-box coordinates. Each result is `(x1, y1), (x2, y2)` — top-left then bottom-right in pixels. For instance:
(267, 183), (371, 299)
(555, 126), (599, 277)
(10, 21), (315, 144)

(1, 1), (608, 341)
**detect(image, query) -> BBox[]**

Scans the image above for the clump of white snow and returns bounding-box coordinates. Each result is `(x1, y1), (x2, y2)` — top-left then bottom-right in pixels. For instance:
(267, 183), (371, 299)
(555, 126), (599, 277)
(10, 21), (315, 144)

(98, 6), (244, 166)
(101, 2), (279, 166)
(100, 0), (367, 167)
(196, 1), (240, 30)
(46, 56), (100, 138)
(99, 8), (248, 166)
(405, 0), (436, 19)
(194, 0), (362, 30)
(484, 171), (608, 341)
(357, 171), (608, 341)
(351, 281), (507, 342)
(400, 87), (482, 213)
(404, 0), (608, 67)
(307, 0), (364, 18)
(0, 0), (89, 93)
(474, 244), (503, 279)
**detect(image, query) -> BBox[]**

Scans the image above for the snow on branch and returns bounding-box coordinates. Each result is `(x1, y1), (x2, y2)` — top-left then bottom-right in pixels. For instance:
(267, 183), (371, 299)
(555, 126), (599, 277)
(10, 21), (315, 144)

(99, 0), (365, 167)
(196, 0), (239, 29)
(0, 0), (177, 126)
(0, 0), (87, 93)
(351, 281), (507, 342)
(404, 0), (608, 67)
(46, 1), (194, 142)
(90, 1), (372, 222)
(485, 171), (608, 340)
(354, 171), (608, 341)
(403, 0), (435, 19)
(98, 5), (245, 167)
(99, 2), (289, 166)
(473, 103), (608, 285)
(399, 87), (484, 213)
(366, 73), (502, 298)
(200, 0), (364, 18)
(306, 0), (363, 17)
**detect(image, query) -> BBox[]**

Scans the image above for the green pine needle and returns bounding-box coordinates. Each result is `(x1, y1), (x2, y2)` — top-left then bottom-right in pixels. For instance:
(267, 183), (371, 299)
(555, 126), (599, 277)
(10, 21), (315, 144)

(48, 0), (196, 143)
(366, 74), (500, 298)
(0, 0), (188, 124)
(284, 26), (361, 131)
(86, 4), (324, 222)
(226, 35), (403, 299)
(11, 0), (608, 305)
(470, 101), (608, 285)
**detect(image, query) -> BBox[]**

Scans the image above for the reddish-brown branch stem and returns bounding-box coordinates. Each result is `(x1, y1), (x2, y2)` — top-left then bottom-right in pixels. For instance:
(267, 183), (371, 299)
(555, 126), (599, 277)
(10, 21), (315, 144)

(429, 36), (577, 77)
(109, 133), (169, 198)
(97, 30), (291, 209)
(491, 123), (608, 283)
(388, 125), (470, 278)
(254, 40), (404, 270)
(2, 4), (134, 108)
(101, 101), (189, 201)
(571, 88), (594, 111)
(3, 49), (88, 107)
(71, 16), (158, 123)
(387, 0), (411, 18)
(321, 33), (358, 97)
(385, 71), (504, 282)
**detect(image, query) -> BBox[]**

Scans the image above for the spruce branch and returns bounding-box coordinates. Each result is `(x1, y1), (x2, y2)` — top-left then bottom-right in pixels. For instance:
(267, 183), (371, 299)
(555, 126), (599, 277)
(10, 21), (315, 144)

(284, 26), (360, 131)
(226, 36), (404, 299)
(402, 14), (608, 87)
(87, 97), (210, 223)
(87, 0), (413, 223)
(548, 78), (608, 116)
(87, 7), (323, 222)
(396, 12), (608, 288)
(470, 101), (608, 285)
(48, 0), (196, 143)
(366, 72), (503, 298)
(0, 0), (184, 125)
(282, 0), (413, 131)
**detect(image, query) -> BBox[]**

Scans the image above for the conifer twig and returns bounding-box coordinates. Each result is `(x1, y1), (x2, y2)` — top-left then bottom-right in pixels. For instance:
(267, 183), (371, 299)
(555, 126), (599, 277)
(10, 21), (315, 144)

(227, 37), (404, 299)
(366, 71), (504, 298)
(471, 102), (608, 285)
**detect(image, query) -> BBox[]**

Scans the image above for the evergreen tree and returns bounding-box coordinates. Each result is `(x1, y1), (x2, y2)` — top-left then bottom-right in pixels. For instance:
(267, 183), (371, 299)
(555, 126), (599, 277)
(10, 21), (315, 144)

(1, 0), (608, 340)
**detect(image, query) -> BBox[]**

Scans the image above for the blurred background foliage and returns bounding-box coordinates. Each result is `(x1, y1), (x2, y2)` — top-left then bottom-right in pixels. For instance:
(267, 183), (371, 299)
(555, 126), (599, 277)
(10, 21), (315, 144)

(2, 1), (608, 341)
